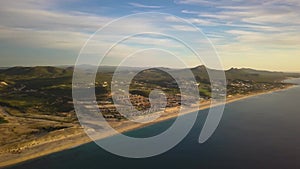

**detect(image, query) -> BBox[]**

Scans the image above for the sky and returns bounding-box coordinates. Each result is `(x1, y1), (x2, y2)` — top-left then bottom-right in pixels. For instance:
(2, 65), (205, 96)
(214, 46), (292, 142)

(0, 0), (299, 71)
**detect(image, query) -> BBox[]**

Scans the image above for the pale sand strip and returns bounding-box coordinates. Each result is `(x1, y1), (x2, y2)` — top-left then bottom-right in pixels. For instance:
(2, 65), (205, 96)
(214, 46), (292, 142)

(0, 86), (295, 168)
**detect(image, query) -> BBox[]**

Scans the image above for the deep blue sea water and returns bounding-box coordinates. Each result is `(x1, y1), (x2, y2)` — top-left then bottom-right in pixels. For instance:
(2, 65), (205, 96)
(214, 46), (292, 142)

(6, 79), (300, 169)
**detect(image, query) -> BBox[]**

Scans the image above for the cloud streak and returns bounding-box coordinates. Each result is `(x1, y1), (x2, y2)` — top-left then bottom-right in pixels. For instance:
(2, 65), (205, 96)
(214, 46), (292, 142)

(128, 2), (162, 9)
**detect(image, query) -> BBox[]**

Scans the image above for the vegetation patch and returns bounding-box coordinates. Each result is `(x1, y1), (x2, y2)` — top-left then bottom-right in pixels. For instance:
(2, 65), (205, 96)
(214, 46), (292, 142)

(0, 117), (8, 124)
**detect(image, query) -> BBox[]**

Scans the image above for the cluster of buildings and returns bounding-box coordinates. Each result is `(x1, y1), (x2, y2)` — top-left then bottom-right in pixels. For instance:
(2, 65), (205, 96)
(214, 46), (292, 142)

(227, 79), (288, 95)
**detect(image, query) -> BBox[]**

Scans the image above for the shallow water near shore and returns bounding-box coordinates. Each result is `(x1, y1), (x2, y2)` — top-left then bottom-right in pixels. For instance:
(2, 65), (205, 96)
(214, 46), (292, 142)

(6, 79), (300, 169)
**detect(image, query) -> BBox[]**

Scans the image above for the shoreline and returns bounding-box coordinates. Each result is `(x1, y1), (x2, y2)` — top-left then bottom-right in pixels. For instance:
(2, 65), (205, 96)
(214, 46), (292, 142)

(0, 85), (296, 168)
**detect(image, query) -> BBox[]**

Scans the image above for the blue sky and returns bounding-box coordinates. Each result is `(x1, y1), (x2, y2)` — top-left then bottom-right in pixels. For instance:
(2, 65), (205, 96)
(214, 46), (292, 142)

(0, 0), (299, 71)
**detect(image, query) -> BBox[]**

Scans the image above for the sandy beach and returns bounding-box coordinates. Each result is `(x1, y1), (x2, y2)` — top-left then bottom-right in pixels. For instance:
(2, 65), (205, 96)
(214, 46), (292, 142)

(0, 86), (295, 168)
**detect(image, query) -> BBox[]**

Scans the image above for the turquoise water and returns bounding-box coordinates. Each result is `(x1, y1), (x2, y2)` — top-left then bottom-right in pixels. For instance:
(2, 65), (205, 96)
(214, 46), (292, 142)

(7, 79), (300, 169)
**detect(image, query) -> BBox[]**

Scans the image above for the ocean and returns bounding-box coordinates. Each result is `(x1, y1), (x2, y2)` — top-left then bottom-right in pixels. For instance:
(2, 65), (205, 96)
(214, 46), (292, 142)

(6, 79), (300, 169)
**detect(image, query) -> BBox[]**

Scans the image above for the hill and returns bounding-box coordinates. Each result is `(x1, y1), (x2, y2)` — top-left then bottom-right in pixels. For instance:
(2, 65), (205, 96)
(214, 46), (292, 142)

(0, 66), (73, 80)
(225, 68), (299, 82)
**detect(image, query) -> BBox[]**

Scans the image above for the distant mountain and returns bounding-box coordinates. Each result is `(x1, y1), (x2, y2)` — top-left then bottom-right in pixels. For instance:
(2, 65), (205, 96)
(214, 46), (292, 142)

(0, 67), (9, 70)
(0, 65), (299, 83)
(0, 66), (72, 78)
(61, 65), (146, 73)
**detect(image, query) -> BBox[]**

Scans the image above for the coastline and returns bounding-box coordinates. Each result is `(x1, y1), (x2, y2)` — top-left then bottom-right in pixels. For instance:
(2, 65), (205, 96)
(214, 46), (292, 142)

(0, 85), (296, 168)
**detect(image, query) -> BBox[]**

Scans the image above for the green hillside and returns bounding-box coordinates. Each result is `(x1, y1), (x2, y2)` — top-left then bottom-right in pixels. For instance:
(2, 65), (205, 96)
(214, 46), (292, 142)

(225, 68), (299, 82)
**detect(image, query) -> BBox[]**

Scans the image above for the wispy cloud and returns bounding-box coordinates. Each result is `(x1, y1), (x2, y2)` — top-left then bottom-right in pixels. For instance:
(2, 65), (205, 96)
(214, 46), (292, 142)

(176, 0), (300, 71)
(0, 1), (169, 51)
(175, 0), (217, 6)
(128, 2), (162, 9)
(170, 25), (197, 32)
(165, 15), (217, 26)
